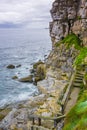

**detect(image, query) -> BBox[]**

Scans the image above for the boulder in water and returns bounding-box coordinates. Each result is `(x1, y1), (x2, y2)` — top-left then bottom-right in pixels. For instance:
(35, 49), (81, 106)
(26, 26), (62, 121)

(19, 75), (33, 83)
(12, 76), (18, 80)
(16, 64), (21, 68)
(7, 64), (15, 69)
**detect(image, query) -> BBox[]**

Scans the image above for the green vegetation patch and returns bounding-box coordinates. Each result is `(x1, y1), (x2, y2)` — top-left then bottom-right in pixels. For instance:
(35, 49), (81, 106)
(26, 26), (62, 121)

(55, 33), (82, 49)
(62, 33), (82, 49)
(62, 34), (87, 66)
(84, 73), (87, 83)
(63, 90), (87, 130)
(74, 47), (87, 66)
(33, 61), (44, 69)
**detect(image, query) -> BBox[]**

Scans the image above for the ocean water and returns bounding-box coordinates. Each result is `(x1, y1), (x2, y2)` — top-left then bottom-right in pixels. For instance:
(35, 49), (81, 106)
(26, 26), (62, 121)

(0, 28), (51, 108)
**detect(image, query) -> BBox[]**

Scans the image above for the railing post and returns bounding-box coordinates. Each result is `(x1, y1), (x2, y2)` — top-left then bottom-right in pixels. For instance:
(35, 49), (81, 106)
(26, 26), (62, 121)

(61, 104), (64, 114)
(38, 118), (41, 126)
(31, 126), (33, 130)
(54, 119), (57, 128)
(32, 117), (35, 125)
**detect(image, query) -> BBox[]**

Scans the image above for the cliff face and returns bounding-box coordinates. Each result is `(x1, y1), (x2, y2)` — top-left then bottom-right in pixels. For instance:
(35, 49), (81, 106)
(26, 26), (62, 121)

(50, 0), (87, 47)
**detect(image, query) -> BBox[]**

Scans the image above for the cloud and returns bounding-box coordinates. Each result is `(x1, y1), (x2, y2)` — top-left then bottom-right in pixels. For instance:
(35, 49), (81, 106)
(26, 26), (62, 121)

(0, 0), (52, 27)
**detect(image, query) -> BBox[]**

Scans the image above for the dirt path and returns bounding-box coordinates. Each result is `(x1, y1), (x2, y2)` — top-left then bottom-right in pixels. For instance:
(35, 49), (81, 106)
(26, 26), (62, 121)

(64, 87), (80, 114)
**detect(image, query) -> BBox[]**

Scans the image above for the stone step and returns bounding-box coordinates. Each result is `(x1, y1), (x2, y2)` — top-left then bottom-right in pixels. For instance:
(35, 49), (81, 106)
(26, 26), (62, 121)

(75, 74), (84, 78)
(73, 83), (82, 87)
(75, 77), (83, 80)
(75, 72), (84, 76)
(75, 76), (83, 78)
(74, 79), (83, 83)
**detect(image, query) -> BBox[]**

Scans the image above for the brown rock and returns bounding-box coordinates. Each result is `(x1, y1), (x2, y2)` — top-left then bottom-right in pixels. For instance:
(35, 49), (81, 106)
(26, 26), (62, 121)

(7, 64), (15, 69)
(33, 60), (44, 69)
(12, 76), (18, 80)
(19, 75), (33, 83)
(34, 64), (46, 83)
(16, 64), (21, 68)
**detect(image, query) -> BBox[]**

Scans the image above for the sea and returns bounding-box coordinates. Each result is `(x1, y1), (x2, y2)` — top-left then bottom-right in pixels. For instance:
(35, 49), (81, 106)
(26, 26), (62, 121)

(0, 27), (52, 108)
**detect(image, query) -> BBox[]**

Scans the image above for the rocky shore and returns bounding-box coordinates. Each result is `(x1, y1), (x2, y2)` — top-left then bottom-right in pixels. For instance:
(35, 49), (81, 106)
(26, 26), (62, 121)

(0, 40), (80, 130)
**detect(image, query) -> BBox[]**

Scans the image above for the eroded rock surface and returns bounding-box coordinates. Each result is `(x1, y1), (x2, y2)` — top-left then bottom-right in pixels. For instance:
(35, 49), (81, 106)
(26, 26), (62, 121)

(50, 0), (87, 46)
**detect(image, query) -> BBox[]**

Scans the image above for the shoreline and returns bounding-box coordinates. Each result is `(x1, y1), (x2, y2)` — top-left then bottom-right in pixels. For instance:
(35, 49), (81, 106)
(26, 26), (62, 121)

(0, 50), (69, 129)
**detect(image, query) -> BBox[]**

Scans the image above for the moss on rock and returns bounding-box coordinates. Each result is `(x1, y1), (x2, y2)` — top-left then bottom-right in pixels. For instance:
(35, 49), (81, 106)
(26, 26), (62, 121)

(74, 47), (87, 66)
(33, 61), (44, 69)
(55, 33), (82, 49)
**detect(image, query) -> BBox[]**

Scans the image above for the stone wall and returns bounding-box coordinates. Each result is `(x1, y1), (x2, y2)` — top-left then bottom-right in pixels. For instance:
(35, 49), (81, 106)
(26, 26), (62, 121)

(50, 0), (87, 47)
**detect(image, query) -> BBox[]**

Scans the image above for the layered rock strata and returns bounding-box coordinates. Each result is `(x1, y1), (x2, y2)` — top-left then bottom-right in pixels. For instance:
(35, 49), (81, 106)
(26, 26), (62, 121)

(50, 0), (87, 47)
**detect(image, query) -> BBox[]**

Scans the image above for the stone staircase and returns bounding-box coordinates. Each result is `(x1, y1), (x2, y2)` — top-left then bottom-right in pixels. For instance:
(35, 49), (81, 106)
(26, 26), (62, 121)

(28, 65), (86, 130)
(64, 66), (85, 114)
(73, 70), (84, 88)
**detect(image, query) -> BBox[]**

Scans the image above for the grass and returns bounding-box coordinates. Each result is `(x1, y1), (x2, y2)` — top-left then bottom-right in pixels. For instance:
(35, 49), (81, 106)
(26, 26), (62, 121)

(62, 33), (82, 49)
(55, 33), (82, 49)
(63, 90), (87, 130)
(74, 47), (87, 66)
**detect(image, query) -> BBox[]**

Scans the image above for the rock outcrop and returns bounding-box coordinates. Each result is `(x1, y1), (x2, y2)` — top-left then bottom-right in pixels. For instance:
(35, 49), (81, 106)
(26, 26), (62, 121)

(50, 0), (87, 47)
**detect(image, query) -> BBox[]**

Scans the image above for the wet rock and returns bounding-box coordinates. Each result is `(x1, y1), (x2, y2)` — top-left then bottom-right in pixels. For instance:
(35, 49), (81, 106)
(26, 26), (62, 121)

(16, 65), (21, 68)
(7, 64), (15, 69)
(30, 69), (35, 74)
(19, 75), (33, 83)
(34, 76), (42, 83)
(12, 76), (18, 80)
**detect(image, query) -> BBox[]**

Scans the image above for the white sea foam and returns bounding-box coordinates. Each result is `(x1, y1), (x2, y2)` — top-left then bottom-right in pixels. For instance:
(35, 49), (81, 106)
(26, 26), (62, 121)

(0, 28), (51, 108)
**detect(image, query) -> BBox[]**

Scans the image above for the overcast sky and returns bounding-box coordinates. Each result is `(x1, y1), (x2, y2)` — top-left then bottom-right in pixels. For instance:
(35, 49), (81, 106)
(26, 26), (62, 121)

(0, 0), (52, 28)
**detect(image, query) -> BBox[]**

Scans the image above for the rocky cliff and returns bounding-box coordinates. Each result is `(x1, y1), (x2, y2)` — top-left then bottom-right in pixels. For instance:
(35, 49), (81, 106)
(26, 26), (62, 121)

(1, 1), (87, 130)
(50, 0), (87, 47)
(49, 1), (87, 130)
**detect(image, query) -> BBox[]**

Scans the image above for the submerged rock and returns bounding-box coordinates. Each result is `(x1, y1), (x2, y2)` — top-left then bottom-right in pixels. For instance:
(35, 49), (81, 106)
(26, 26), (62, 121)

(16, 64), (21, 68)
(12, 76), (18, 80)
(7, 64), (15, 69)
(19, 75), (33, 83)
